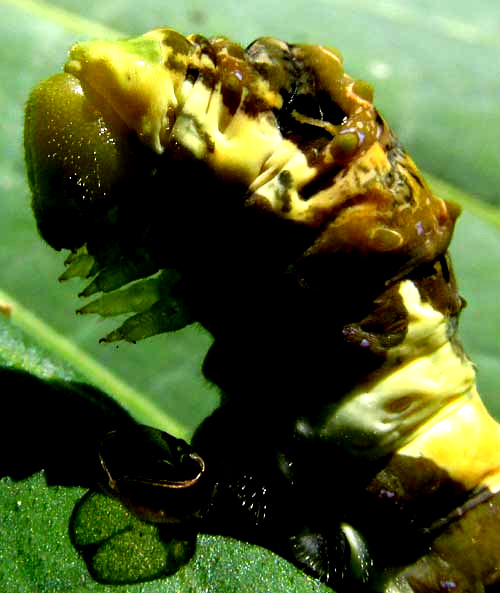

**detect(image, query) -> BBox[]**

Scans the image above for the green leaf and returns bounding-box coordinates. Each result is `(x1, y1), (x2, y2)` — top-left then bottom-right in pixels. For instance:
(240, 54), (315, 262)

(0, 473), (330, 593)
(1, 0), (500, 591)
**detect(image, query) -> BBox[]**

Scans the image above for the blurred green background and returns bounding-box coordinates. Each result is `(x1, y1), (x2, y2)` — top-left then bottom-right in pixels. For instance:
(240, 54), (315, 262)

(1, 0), (500, 433)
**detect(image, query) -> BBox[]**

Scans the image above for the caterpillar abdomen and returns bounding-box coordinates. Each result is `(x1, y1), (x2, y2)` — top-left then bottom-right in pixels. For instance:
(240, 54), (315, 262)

(24, 27), (500, 592)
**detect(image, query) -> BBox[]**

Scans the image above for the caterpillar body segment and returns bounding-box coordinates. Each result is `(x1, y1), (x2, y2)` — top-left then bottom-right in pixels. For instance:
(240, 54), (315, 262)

(24, 27), (500, 592)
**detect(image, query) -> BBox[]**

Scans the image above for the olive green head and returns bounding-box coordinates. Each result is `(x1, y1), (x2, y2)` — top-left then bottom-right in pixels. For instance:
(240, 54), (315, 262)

(25, 72), (132, 250)
(24, 33), (172, 251)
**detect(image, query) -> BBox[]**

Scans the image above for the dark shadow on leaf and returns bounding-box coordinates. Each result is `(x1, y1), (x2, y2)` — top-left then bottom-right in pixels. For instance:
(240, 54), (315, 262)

(0, 366), (136, 487)
(0, 367), (197, 585)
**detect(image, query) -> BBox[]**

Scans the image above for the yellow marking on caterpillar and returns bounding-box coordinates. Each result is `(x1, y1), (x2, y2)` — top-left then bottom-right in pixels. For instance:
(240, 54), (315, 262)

(65, 37), (178, 154)
(387, 280), (451, 362)
(249, 137), (392, 224)
(400, 388), (500, 492)
(322, 280), (476, 459)
(388, 281), (500, 491)
(171, 79), (284, 184)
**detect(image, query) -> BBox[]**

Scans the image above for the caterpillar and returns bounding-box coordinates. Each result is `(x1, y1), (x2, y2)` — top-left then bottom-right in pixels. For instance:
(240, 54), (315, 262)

(24, 27), (500, 592)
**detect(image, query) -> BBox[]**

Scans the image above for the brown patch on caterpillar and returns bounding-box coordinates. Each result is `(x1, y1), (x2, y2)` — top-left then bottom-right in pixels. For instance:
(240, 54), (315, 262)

(158, 29), (194, 73)
(159, 28), (194, 57)
(354, 454), (473, 578)
(209, 38), (250, 115)
(409, 254), (465, 320)
(394, 489), (500, 592)
(342, 282), (408, 357)
(294, 181), (459, 296)
(245, 37), (297, 96)
(275, 170), (294, 213)
(365, 454), (469, 531)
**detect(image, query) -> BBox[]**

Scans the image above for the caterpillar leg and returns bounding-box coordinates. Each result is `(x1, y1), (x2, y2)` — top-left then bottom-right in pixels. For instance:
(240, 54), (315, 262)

(96, 424), (210, 523)
(92, 420), (372, 588)
(190, 405), (374, 590)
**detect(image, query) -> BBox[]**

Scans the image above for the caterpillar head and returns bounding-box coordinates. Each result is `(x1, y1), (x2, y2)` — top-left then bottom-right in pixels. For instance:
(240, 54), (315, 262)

(24, 32), (174, 252)
(24, 28), (460, 343)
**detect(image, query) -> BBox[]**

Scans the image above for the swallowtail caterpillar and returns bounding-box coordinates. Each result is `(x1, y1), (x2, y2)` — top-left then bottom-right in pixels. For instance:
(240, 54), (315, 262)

(24, 27), (500, 592)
